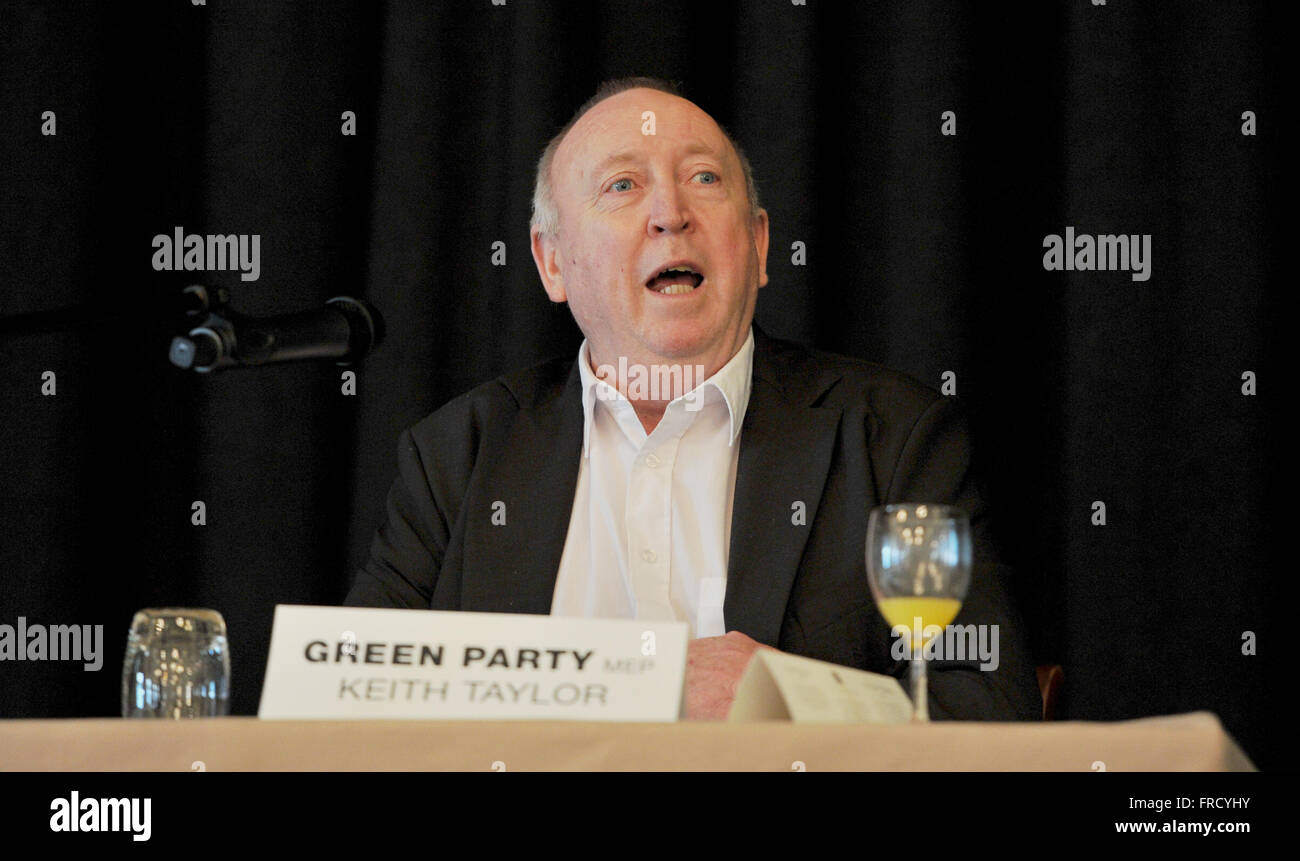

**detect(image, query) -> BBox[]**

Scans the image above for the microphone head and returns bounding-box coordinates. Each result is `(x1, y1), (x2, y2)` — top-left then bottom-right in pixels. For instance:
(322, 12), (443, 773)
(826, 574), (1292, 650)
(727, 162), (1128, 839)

(169, 328), (223, 371)
(168, 336), (198, 369)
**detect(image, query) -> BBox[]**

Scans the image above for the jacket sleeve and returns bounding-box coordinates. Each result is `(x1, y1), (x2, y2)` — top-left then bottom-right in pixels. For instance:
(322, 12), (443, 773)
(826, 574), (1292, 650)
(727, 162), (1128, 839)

(344, 425), (449, 609)
(884, 395), (1042, 721)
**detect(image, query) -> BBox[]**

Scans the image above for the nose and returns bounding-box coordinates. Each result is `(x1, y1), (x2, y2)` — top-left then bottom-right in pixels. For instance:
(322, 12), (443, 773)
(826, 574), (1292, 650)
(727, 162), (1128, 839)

(646, 181), (691, 236)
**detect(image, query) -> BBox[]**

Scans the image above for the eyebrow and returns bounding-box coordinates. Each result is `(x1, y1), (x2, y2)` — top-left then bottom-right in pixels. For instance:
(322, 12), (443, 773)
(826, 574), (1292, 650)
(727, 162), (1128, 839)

(588, 142), (725, 178)
(589, 150), (640, 177)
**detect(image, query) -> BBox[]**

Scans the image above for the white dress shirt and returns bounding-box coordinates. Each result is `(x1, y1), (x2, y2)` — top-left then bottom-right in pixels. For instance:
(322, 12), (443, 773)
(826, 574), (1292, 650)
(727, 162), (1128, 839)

(550, 329), (755, 639)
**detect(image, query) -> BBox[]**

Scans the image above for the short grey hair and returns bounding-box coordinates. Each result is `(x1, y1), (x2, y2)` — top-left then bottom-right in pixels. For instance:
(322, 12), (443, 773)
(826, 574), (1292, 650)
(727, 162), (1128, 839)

(530, 77), (761, 240)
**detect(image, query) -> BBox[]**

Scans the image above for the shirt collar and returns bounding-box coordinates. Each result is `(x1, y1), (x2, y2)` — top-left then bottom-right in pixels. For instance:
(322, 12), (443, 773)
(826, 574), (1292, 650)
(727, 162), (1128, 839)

(576, 327), (755, 457)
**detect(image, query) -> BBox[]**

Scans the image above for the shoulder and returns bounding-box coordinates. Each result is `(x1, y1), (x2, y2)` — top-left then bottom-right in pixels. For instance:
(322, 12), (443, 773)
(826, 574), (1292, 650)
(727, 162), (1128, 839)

(404, 354), (576, 448)
(755, 328), (944, 422)
(756, 331), (978, 501)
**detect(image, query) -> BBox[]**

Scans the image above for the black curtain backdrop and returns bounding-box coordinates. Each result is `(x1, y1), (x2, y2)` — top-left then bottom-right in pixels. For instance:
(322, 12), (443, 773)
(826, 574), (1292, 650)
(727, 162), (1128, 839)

(0, 1), (1286, 768)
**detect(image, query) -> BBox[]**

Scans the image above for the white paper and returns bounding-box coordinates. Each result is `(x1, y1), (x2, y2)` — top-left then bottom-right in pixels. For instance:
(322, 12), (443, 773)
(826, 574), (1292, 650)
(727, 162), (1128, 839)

(258, 605), (688, 722)
(728, 650), (913, 723)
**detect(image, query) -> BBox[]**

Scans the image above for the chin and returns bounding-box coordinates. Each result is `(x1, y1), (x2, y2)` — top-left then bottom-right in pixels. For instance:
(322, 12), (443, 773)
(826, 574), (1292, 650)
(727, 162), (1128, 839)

(641, 321), (723, 361)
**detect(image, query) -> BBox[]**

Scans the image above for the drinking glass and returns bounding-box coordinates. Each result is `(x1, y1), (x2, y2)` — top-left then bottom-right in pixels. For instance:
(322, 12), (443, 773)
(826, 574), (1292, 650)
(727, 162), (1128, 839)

(121, 608), (230, 718)
(866, 504), (971, 721)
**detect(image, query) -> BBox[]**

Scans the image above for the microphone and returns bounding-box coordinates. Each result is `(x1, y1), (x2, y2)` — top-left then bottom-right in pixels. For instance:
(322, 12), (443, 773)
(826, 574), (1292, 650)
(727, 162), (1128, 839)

(168, 296), (384, 373)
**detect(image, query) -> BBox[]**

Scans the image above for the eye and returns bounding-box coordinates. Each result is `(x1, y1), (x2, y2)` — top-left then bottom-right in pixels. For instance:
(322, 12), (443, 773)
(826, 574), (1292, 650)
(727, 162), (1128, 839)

(608, 178), (634, 193)
(695, 171), (719, 185)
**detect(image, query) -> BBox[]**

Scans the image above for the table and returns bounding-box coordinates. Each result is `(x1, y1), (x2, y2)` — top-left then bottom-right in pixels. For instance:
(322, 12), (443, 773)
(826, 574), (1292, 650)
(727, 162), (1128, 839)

(0, 710), (1253, 770)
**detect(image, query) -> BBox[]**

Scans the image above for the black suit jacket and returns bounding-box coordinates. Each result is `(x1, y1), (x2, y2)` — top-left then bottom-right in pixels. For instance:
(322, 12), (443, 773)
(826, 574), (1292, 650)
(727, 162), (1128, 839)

(346, 328), (1041, 720)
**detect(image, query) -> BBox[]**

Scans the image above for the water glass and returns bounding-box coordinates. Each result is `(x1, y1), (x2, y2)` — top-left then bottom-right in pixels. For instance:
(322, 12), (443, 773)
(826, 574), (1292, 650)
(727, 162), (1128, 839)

(121, 608), (230, 718)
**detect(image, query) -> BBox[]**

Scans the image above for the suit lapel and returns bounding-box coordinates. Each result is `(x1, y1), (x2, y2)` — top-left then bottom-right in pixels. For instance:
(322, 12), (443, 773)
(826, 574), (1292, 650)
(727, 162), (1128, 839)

(724, 330), (843, 646)
(465, 362), (584, 615)
(466, 330), (843, 635)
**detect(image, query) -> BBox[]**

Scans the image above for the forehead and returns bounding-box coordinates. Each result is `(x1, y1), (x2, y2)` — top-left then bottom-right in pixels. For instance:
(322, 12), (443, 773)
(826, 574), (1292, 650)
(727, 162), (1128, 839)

(554, 89), (734, 187)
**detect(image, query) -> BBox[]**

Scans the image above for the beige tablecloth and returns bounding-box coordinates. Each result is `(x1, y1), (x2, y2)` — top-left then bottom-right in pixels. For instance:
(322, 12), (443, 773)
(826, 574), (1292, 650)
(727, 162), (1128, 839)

(0, 711), (1253, 771)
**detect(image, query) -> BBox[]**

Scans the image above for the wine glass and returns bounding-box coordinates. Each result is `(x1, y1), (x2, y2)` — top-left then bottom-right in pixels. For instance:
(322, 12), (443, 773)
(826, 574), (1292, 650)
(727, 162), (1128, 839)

(121, 609), (230, 718)
(866, 504), (971, 721)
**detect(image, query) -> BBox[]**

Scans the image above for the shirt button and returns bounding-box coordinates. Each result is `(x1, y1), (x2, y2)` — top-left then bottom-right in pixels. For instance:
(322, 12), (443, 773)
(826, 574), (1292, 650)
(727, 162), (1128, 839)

(641, 549), (657, 563)
(644, 454), (660, 469)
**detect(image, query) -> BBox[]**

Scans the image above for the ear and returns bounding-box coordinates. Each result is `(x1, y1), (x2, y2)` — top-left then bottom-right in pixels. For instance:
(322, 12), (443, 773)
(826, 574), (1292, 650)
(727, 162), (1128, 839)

(531, 229), (567, 303)
(752, 208), (770, 288)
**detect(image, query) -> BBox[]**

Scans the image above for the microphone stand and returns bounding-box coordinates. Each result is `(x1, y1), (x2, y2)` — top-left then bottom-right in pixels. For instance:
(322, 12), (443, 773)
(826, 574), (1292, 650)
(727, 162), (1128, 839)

(0, 284), (223, 342)
(167, 294), (382, 372)
(0, 286), (382, 373)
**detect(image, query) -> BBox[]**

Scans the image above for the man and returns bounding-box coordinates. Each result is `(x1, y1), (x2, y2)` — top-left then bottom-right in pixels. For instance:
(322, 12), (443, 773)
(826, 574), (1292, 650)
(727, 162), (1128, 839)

(346, 77), (1040, 721)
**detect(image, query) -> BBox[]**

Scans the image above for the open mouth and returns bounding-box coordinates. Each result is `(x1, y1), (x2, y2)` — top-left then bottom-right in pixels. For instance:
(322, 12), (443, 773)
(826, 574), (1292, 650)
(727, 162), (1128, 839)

(645, 265), (704, 295)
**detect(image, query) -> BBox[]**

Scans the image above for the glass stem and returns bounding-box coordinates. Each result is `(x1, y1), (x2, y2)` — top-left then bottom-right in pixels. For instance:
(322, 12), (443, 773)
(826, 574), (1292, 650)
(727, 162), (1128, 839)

(911, 648), (929, 722)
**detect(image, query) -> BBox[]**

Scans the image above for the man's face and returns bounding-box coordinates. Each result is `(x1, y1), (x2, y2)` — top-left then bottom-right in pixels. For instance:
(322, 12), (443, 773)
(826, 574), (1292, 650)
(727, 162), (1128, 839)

(531, 88), (769, 377)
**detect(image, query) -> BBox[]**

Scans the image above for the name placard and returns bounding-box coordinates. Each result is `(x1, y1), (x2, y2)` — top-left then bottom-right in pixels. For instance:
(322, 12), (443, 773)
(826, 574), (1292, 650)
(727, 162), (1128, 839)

(258, 605), (688, 722)
(728, 650), (913, 723)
